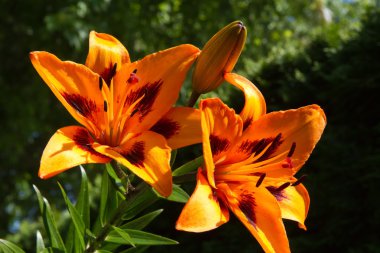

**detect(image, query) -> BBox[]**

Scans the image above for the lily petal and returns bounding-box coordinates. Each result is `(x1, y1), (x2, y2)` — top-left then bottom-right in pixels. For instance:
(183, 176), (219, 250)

(85, 31), (130, 85)
(200, 98), (243, 188)
(39, 126), (111, 179)
(224, 72), (266, 128)
(232, 105), (326, 174)
(176, 169), (229, 232)
(151, 107), (201, 149)
(219, 183), (290, 253)
(114, 44), (200, 134)
(93, 131), (172, 197)
(30, 51), (106, 137)
(269, 182), (310, 230)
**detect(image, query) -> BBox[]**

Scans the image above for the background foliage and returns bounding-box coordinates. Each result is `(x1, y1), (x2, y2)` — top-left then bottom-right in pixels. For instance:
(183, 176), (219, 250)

(1, 0), (379, 252)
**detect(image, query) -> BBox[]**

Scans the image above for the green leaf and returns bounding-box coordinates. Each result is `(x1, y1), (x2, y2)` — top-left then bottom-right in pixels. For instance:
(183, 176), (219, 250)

(119, 246), (150, 253)
(36, 230), (45, 252)
(170, 149), (177, 167)
(77, 166), (90, 228)
(154, 184), (190, 203)
(112, 226), (135, 247)
(0, 239), (25, 253)
(58, 182), (86, 251)
(95, 250), (113, 253)
(122, 185), (158, 220)
(121, 209), (163, 230)
(33, 185), (66, 252)
(172, 156), (203, 177)
(99, 169), (109, 226)
(105, 229), (178, 245)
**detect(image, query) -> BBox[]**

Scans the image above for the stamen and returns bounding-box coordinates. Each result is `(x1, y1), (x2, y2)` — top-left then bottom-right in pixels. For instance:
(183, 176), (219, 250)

(276, 182), (291, 192)
(133, 69), (137, 73)
(255, 173), (266, 187)
(292, 175), (307, 186)
(287, 142), (296, 157)
(110, 63), (117, 78)
(99, 76), (103, 90)
(130, 108), (139, 117)
(103, 101), (108, 112)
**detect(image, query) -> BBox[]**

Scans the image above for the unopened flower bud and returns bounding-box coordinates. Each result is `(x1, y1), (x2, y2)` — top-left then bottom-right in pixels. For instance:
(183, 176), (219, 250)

(192, 21), (247, 94)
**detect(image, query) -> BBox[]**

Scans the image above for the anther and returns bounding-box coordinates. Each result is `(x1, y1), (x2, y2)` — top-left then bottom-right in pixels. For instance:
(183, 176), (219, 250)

(292, 175), (307, 186)
(99, 77), (103, 90)
(287, 142), (296, 157)
(130, 108), (139, 117)
(276, 182), (291, 192)
(255, 173), (266, 187)
(103, 101), (108, 112)
(110, 63), (117, 78)
(133, 69), (137, 73)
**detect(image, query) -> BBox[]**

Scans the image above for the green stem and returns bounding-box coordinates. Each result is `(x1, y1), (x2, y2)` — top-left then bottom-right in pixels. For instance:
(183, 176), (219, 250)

(187, 91), (201, 107)
(85, 162), (136, 253)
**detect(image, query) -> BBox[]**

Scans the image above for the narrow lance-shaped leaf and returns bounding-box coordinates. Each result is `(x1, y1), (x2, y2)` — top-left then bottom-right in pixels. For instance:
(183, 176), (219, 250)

(172, 156), (203, 177)
(112, 226), (136, 247)
(105, 229), (178, 245)
(119, 246), (150, 253)
(154, 184), (190, 203)
(0, 239), (26, 253)
(58, 182), (86, 251)
(76, 166), (90, 228)
(33, 185), (66, 252)
(36, 230), (45, 253)
(121, 209), (163, 230)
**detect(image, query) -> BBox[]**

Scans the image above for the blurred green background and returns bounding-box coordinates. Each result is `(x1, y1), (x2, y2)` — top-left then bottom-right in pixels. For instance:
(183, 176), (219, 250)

(1, 0), (379, 252)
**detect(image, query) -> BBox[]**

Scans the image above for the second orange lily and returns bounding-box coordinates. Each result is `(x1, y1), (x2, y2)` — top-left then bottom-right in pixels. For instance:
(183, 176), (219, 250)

(176, 97), (326, 252)
(30, 32), (201, 197)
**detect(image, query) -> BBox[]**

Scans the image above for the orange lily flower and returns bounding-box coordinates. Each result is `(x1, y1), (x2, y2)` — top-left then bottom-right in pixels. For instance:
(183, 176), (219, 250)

(176, 98), (326, 252)
(30, 31), (200, 197)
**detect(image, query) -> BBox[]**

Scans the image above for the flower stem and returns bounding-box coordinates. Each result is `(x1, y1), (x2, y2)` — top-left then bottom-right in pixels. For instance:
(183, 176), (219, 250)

(187, 91), (201, 107)
(85, 162), (136, 252)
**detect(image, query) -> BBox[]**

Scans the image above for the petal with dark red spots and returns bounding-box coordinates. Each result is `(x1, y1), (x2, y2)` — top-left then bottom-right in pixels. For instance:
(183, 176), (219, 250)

(39, 126), (111, 179)
(200, 98), (243, 188)
(219, 183), (290, 253)
(176, 169), (229, 232)
(114, 44), (200, 133)
(93, 131), (172, 197)
(29, 51), (106, 136)
(85, 31), (130, 81)
(151, 107), (202, 149)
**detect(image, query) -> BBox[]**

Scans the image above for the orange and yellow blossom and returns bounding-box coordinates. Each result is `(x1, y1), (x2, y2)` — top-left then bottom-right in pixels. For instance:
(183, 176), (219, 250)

(176, 97), (326, 252)
(30, 31), (201, 197)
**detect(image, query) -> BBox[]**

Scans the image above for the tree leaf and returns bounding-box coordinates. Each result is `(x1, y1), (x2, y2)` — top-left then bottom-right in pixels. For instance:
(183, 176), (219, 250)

(33, 185), (66, 252)
(0, 239), (25, 253)
(36, 230), (45, 252)
(58, 182), (85, 251)
(105, 229), (178, 245)
(112, 226), (136, 247)
(172, 156), (203, 177)
(121, 209), (163, 230)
